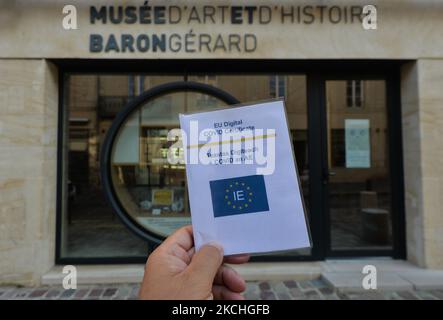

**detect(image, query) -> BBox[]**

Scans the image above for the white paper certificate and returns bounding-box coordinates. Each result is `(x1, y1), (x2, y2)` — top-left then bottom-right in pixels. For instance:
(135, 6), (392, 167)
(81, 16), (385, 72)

(179, 99), (311, 256)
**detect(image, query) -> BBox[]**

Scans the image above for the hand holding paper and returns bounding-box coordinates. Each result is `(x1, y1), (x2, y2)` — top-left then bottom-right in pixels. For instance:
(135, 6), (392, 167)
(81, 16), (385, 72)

(179, 99), (311, 256)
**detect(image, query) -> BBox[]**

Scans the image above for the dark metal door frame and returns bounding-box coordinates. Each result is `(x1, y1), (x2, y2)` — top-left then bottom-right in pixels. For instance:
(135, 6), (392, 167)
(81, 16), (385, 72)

(307, 72), (406, 259)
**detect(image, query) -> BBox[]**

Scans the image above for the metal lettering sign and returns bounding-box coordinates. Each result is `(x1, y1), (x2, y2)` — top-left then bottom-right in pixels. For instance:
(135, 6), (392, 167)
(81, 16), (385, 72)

(86, 4), (375, 54)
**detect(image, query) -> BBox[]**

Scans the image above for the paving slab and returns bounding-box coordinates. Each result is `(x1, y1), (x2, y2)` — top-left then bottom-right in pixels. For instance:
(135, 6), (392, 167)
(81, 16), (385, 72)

(2, 279), (443, 300)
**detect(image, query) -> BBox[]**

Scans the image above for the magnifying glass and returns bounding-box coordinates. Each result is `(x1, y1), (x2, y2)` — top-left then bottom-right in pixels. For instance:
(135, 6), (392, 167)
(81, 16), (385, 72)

(100, 81), (239, 245)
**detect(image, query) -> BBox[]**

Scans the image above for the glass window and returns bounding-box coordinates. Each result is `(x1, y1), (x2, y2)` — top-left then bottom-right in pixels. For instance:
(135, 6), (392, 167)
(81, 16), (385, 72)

(110, 91), (228, 238)
(331, 129), (345, 167)
(60, 75), (183, 259)
(269, 75), (287, 98)
(61, 73), (309, 260)
(346, 80), (364, 108)
(327, 80), (392, 251)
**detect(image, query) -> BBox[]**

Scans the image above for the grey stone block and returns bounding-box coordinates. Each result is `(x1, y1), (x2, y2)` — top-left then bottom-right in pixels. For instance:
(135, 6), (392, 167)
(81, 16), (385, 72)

(322, 272), (414, 292)
(399, 271), (443, 290)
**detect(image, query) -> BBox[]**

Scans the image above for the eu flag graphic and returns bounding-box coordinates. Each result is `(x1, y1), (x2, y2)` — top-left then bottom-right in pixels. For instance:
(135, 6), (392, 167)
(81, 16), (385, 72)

(210, 175), (269, 218)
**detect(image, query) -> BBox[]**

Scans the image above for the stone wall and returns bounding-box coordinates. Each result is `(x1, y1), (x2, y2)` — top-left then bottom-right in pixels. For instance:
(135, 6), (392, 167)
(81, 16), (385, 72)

(1, 56), (443, 287)
(1, 1), (443, 59)
(0, 60), (58, 286)
(402, 59), (443, 269)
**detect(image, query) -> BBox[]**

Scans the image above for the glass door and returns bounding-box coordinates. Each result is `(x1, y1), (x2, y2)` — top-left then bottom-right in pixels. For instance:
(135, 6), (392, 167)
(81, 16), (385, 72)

(323, 79), (395, 255)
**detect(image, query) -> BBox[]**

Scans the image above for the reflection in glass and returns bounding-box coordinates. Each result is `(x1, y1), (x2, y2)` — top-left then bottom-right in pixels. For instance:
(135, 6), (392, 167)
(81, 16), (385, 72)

(62, 73), (310, 259)
(326, 80), (392, 251)
(110, 92), (227, 238)
(62, 75), (183, 258)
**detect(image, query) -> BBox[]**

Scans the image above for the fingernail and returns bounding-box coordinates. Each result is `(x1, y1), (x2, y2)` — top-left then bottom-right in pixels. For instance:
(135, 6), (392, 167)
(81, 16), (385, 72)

(206, 241), (224, 256)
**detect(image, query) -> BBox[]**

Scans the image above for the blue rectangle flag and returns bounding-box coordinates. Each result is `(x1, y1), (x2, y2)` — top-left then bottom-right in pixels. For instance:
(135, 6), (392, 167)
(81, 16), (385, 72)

(209, 175), (270, 218)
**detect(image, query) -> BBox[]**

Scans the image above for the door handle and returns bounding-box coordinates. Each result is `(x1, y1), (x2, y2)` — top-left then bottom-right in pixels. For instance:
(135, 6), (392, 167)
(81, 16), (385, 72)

(328, 171), (336, 176)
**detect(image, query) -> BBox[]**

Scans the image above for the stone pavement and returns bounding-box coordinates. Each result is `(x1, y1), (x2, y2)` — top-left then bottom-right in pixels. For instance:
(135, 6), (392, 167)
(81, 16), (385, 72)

(1, 279), (443, 300)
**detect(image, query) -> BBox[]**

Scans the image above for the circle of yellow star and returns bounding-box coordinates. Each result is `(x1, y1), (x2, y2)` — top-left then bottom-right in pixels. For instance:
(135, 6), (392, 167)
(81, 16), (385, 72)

(223, 180), (254, 210)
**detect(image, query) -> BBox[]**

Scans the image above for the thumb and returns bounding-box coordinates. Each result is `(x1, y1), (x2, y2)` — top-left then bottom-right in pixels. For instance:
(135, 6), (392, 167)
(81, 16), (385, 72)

(187, 243), (224, 283)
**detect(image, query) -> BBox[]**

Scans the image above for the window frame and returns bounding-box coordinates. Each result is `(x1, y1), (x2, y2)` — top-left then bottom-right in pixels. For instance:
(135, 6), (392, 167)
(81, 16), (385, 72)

(346, 79), (364, 108)
(54, 60), (406, 264)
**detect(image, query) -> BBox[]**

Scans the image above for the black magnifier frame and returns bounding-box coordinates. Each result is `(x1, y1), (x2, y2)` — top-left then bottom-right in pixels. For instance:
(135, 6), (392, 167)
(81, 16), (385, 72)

(100, 81), (240, 244)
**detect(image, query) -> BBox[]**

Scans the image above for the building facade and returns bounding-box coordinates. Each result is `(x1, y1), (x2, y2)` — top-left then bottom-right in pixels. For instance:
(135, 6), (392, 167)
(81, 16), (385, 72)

(0, 0), (443, 286)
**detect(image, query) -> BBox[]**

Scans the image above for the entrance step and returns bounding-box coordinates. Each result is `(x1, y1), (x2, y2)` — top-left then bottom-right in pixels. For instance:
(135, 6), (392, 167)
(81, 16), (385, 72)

(322, 272), (414, 292)
(320, 259), (443, 292)
(42, 264), (145, 286)
(41, 262), (322, 286)
(398, 271), (443, 290)
(41, 259), (443, 291)
(230, 262), (322, 281)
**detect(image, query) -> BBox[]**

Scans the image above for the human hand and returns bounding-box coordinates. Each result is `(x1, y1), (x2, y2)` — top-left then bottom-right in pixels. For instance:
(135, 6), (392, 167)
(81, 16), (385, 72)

(139, 225), (249, 300)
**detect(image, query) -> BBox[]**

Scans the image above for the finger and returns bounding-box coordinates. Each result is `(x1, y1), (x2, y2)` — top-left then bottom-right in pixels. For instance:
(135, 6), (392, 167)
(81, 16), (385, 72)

(186, 243), (224, 283)
(224, 254), (250, 264)
(212, 285), (245, 300)
(162, 225), (194, 252)
(187, 247), (195, 260)
(213, 265), (246, 293)
(169, 242), (192, 265)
